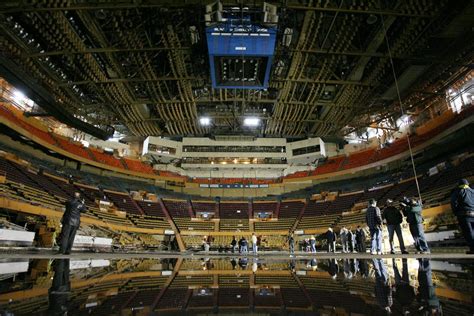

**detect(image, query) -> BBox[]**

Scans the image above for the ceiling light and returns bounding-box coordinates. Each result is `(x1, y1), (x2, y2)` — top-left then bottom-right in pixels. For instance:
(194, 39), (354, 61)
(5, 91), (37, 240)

(244, 117), (260, 127)
(199, 117), (211, 126)
(12, 90), (26, 103)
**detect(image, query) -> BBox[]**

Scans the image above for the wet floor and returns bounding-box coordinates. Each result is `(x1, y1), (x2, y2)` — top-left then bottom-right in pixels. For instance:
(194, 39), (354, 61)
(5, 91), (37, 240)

(0, 256), (472, 315)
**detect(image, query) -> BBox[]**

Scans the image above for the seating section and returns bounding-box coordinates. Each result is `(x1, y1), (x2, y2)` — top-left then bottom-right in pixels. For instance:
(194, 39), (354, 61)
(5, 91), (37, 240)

(163, 199), (190, 218)
(105, 191), (143, 215)
(219, 202), (249, 219)
(254, 218), (295, 231)
(174, 217), (215, 231)
(137, 200), (167, 217)
(219, 219), (250, 231)
(191, 201), (216, 214)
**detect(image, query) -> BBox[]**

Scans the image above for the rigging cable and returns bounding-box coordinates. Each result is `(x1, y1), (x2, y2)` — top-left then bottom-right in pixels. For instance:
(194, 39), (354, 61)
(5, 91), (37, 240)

(380, 13), (423, 204)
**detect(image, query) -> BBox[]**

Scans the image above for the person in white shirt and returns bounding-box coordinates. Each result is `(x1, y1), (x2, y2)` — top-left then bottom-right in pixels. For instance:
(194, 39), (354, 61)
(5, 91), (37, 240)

(251, 233), (258, 255)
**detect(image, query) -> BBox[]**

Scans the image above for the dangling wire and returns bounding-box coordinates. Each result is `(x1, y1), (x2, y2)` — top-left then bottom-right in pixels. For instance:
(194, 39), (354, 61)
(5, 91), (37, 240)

(380, 14), (423, 204)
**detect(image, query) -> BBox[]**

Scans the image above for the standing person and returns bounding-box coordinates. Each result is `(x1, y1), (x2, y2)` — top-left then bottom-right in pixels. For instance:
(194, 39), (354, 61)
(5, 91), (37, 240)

(59, 192), (86, 255)
(366, 199), (383, 255)
(288, 232), (295, 255)
(326, 227), (336, 253)
(355, 226), (366, 252)
(347, 227), (355, 252)
(251, 233), (258, 255)
(231, 236), (237, 253)
(340, 227), (349, 253)
(450, 179), (474, 254)
(401, 197), (430, 254)
(240, 237), (248, 253)
(309, 235), (317, 253)
(383, 199), (408, 254)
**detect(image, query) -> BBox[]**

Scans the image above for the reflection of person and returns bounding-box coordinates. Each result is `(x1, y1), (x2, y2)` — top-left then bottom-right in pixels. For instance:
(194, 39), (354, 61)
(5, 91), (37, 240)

(417, 259), (441, 315)
(383, 199), (408, 254)
(59, 192), (86, 254)
(328, 258), (339, 279)
(366, 199), (383, 255)
(359, 259), (369, 278)
(48, 259), (70, 315)
(401, 197), (430, 254)
(372, 258), (392, 313)
(393, 258), (415, 314)
(450, 179), (474, 254)
(355, 226), (366, 253)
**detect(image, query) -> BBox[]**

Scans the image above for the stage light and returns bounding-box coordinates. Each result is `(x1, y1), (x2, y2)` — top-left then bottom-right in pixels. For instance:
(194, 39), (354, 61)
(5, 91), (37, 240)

(244, 117), (260, 127)
(199, 117), (211, 126)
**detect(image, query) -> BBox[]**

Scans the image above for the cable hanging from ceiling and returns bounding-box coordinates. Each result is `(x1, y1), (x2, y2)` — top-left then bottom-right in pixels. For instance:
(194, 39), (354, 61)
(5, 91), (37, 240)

(380, 11), (423, 205)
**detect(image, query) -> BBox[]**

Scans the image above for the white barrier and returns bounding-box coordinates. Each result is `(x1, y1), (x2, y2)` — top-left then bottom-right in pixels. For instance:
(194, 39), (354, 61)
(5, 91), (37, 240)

(0, 229), (35, 245)
(0, 260), (29, 275)
(73, 235), (113, 248)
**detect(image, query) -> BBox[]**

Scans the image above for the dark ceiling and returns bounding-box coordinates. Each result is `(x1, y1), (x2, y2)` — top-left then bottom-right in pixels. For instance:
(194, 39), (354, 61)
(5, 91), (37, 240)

(0, 0), (473, 140)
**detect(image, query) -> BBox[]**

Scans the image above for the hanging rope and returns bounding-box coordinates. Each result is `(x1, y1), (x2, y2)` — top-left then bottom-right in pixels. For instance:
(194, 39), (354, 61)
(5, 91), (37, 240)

(380, 14), (423, 204)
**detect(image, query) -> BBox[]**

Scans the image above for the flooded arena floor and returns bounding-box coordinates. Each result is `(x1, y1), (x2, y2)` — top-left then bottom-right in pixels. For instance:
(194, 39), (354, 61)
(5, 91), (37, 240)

(0, 251), (473, 315)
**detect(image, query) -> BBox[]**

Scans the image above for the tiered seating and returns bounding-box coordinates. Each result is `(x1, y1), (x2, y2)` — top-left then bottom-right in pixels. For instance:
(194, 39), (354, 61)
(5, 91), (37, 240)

(252, 201), (277, 215)
(337, 211), (366, 228)
(137, 200), (167, 217)
(163, 199), (190, 218)
(281, 287), (311, 308)
(191, 200), (216, 214)
(341, 148), (376, 170)
(219, 276), (249, 287)
(89, 149), (123, 169)
(182, 235), (205, 248)
(327, 192), (363, 214)
(277, 200), (304, 229)
(125, 290), (160, 309)
(219, 202), (249, 219)
(188, 291), (214, 309)
(123, 158), (155, 173)
(128, 215), (171, 229)
(254, 218), (295, 231)
(173, 218), (215, 231)
(312, 155), (345, 175)
(55, 137), (90, 160)
(298, 200), (334, 230)
(154, 288), (188, 310)
(219, 219), (249, 231)
(218, 288), (249, 307)
(105, 191), (143, 215)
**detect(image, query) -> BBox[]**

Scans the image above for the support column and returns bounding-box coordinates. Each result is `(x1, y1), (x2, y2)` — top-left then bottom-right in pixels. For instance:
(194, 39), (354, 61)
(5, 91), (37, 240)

(158, 198), (185, 252)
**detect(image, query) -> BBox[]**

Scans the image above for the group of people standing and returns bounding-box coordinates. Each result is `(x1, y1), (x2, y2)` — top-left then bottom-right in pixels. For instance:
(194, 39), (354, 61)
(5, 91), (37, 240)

(366, 196), (429, 255)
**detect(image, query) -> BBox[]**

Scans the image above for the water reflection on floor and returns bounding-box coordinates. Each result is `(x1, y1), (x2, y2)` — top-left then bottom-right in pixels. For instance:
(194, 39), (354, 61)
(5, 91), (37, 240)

(0, 257), (472, 315)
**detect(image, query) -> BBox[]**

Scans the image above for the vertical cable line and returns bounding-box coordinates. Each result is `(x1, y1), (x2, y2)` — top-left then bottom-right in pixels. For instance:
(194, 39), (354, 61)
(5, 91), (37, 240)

(380, 13), (423, 204)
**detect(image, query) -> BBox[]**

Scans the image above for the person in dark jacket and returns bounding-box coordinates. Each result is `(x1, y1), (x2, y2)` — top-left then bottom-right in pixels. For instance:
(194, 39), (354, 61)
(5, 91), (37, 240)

(355, 225), (366, 252)
(288, 232), (295, 255)
(366, 199), (383, 254)
(383, 199), (408, 254)
(401, 197), (430, 253)
(231, 236), (237, 253)
(450, 179), (474, 254)
(326, 227), (336, 253)
(59, 192), (86, 254)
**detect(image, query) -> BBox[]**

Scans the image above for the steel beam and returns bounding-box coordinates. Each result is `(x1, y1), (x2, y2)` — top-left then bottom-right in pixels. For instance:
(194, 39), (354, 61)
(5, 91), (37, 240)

(28, 46), (189, 58)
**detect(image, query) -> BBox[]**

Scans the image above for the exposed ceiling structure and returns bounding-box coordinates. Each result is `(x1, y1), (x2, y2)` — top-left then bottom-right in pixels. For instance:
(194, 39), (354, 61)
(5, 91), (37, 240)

(0, 0), (473, 140)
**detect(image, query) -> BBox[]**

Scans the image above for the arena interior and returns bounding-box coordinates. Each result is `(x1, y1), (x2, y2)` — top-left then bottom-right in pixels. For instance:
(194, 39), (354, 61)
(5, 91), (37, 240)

(0, 0), (473, 315)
